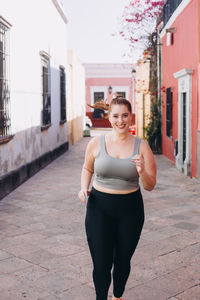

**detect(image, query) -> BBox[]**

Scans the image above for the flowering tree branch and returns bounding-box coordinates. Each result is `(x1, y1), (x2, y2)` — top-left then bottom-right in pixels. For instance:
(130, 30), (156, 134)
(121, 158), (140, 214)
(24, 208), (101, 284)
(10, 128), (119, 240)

(118, 0), (164, 62)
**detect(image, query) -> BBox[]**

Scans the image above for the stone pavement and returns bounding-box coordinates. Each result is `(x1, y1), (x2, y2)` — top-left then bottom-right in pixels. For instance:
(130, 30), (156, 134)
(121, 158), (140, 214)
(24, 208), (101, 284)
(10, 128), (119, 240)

(0, 135), (200, 300)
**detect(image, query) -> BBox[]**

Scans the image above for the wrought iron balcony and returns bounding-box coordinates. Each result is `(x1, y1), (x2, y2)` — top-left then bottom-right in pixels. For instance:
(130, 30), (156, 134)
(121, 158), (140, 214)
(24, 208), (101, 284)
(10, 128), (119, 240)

(163, 0), (183, 26)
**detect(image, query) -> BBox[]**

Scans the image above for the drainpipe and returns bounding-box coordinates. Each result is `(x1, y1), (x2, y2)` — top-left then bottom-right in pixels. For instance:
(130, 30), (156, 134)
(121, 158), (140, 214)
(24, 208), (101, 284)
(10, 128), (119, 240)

(157, 21), (164, 152)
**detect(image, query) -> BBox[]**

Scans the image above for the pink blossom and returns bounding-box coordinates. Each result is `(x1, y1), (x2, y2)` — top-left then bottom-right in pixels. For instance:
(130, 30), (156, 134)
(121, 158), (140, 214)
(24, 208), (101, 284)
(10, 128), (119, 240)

(118, 0), (164, 61)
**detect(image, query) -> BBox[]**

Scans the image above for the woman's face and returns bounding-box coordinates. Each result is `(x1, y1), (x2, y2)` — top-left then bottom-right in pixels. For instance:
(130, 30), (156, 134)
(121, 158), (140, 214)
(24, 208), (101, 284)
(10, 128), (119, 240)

(109, 104), (132, 134)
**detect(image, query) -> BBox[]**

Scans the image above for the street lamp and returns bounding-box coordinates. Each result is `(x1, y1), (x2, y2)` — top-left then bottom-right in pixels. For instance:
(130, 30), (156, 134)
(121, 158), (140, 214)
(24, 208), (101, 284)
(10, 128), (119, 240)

(131, 68), (136, 114)
(108, 85), (112, 94)
(131, 68), (136, 79)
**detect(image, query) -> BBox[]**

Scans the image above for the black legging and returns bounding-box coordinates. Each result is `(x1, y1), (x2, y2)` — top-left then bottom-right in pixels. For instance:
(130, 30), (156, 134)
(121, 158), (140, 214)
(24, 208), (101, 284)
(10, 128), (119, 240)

(85, 187), (145, 300)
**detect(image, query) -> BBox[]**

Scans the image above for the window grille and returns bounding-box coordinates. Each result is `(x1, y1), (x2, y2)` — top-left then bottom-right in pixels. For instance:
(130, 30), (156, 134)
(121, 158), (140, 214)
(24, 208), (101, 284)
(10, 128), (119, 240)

(0, 17), (11, 139)
(94, 92), (104, 103)
(166, 87), (172, 137)
(40, 52), (51, 127)
(60, 66), (66, 122)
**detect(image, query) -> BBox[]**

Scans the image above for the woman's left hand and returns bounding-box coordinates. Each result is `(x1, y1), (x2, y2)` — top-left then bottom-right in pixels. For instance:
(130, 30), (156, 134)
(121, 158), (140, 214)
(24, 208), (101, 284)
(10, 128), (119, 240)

(131, 154), (145, 175)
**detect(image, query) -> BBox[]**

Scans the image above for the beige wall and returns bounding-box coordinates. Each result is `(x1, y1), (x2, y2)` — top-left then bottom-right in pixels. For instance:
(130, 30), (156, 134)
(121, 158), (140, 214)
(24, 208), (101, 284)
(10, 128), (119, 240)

(67, 51), (85, 145)
(135, 59), (151, 139)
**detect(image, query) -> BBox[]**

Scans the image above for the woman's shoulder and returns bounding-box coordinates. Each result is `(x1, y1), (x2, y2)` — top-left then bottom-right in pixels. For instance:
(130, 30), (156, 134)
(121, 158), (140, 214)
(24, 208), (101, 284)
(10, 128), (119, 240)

(138, 137), (152, 154)
(87, 135), (101, 146)
(135, 136), (146, 144)
(86, 135), (101, 155)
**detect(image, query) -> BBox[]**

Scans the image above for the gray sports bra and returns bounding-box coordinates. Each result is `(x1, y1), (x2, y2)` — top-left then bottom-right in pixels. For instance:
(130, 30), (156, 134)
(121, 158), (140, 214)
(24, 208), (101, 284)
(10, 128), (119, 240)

(94, 134), (141, 190)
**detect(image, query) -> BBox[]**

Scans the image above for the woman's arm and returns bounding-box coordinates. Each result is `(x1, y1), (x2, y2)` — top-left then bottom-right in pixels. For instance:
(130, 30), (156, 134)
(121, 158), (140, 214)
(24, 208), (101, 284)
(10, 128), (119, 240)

(78, 137), (99, 203)
(81, 168), (93, 191)
(133, 140), (157, 191)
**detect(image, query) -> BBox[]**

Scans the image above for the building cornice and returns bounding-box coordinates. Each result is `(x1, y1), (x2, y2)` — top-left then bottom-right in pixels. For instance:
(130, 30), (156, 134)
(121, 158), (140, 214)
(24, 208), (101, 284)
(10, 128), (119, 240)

(52, 0), (68, 24)
(160, 0), (192, 38)
(39, 50), (51, 60)
(173, 68), (193, 78)
(83, 63), (134, 78)
(85, 75), (132, 79)
(0, 15), (12, 28)
(83, 63), (133, 67)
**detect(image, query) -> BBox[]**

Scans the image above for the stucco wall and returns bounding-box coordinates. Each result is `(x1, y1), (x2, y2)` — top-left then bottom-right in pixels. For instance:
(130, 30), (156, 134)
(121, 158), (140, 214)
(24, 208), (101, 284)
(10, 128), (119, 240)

(161, 0), (199, 178)
(67, 51), (85, 145)
(197, 2), (200, 180)
(197, 131), (200, 180)
(135, 59), (151, 139)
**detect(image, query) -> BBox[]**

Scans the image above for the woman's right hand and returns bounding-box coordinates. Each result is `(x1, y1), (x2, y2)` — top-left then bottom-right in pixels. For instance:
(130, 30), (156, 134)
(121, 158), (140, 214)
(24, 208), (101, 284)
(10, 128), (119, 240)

(78, 189), (91, 204)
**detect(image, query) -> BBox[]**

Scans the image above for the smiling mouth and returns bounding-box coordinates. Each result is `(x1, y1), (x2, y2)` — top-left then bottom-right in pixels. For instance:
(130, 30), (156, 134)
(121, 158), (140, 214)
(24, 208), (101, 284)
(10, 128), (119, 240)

(117, 125), (126, 128)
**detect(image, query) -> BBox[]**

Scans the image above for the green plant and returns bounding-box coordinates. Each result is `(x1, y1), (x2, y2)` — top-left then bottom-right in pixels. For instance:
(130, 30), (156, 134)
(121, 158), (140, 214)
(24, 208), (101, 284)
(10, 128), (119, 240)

(144, 97), (161, 153)
(142, 30), (162, 153)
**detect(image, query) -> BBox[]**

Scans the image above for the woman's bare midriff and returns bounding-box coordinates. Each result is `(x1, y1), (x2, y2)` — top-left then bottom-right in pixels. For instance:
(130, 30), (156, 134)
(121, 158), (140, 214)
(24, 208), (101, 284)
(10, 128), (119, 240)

(93, 181), (139, 194)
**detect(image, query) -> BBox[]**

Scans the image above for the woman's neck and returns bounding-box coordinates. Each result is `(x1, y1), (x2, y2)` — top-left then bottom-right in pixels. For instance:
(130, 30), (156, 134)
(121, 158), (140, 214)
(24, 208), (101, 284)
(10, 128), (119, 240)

(110, 130), (130, 141)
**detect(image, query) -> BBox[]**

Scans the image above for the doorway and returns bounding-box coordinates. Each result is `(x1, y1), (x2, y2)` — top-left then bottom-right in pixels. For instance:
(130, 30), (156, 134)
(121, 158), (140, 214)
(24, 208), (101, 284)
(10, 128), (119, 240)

(173, 68), (193, 176)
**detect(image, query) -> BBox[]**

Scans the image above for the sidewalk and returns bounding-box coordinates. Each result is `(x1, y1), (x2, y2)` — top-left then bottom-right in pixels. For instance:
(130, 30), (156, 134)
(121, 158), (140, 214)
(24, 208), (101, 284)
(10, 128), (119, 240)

(0, 136), (200, 300)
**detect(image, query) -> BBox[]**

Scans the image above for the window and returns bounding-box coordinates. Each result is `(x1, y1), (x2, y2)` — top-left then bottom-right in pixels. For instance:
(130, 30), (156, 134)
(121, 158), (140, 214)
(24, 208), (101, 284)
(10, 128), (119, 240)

(166, 31), (174, 47)
(0, 17), (12, 141)
(116, 92), (126, 98)
(166, 87), (172, 137)
(40, 51), (51, 128)
(60, 66), (66, 123)
(94, 92), (104, 103)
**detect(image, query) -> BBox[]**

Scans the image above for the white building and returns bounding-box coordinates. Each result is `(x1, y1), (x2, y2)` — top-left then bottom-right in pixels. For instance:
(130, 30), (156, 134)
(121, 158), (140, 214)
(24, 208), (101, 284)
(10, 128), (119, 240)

(0, 0), (85, 199)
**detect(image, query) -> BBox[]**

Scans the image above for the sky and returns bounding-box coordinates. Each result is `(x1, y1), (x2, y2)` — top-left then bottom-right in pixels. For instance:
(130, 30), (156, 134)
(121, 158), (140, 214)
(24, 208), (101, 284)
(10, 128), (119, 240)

(63, 0), (132, 64)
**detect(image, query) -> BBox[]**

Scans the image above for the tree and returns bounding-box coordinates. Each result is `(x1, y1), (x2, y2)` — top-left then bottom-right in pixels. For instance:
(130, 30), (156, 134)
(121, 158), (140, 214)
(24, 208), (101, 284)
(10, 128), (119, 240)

(118, 1), (165, 152)
(118, 0), (164, 62)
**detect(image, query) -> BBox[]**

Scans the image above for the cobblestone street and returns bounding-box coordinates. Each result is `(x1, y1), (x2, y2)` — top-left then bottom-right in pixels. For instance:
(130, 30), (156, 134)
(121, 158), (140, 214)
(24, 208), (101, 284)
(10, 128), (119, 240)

(0, 135), (200, 300)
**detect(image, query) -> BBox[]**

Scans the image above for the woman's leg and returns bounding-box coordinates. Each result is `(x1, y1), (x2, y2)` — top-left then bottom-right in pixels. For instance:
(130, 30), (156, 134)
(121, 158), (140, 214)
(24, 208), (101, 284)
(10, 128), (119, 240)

(112, 192), (145, 298)
(85, 200), (116, 300)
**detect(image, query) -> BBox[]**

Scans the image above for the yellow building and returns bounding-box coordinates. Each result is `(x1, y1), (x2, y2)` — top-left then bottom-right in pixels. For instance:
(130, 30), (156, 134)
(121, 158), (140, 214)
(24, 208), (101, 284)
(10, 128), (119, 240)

(135, 57), (151, 139)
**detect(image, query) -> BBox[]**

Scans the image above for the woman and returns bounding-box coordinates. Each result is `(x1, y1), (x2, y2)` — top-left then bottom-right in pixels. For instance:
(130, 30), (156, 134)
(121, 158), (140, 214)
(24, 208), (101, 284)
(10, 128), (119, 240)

(78, 97), (156, 300)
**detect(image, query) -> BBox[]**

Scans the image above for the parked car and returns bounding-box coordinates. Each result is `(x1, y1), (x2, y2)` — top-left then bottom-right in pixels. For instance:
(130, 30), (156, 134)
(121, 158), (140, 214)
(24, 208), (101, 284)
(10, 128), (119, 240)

(84, 116), (92, 130)
(83, 116), (92, 137)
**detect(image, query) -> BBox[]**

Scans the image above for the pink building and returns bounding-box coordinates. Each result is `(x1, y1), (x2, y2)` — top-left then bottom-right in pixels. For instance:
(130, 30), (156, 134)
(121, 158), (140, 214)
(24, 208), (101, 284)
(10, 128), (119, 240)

(83, 63), (135, 127)
(161, 0), (200, 179)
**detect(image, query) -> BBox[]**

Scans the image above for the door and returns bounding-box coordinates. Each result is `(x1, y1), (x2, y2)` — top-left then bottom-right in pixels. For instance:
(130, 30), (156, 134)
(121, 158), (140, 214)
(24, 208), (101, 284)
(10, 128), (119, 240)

(182, 92), (186, 163)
